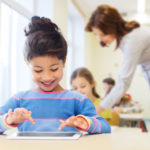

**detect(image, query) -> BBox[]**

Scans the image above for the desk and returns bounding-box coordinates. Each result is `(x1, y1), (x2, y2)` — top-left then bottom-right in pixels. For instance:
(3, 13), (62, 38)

(0, 131), (150, 150)
(119, 113), (143, 121)
(119, 113), (145, 129)
(111, 126), (142, 133)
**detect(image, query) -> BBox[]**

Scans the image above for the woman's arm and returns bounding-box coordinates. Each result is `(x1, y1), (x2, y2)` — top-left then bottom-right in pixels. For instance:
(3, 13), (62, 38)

(100, 35), (144, 110)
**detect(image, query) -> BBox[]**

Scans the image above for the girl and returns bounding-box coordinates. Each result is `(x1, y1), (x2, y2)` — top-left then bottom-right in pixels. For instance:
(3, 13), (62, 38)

(0, 16), (110, 134)
(102, 78), (142, 113)
(101, 77), (115, 99)
(113, 94), (143, 114)
(70, 67), (112, 121)
(86, 5), (150, 114)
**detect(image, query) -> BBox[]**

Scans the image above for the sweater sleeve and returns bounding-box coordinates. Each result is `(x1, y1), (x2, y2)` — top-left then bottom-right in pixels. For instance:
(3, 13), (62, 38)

(100, 34), (144, 109)
(0, 95), (20, 134)
(75, 97), (111, 134)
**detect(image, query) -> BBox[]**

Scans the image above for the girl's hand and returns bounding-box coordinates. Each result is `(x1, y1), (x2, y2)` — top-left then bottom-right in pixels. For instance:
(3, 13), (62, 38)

(59, 116), (88, 130)
(6, 108), (35, 125)
(113, 107), (123, 113)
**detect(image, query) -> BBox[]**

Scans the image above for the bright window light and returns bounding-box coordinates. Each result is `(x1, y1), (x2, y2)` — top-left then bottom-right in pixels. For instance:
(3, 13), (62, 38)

(137, 0), (145, 14)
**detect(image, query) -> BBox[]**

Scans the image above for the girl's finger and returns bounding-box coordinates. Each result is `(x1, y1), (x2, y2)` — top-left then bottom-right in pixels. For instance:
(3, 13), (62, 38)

(59, 120), (65, 124)
(27, 116), (35, 124)
(23, 112), (35, 124)
(7, 109), (14, 120)
(8, 109), (13, 115)
(59, 121), (68, 130)
(14, 108), (22, 116)
(21, 108), (30, 114)
(59, 116), (76, 130)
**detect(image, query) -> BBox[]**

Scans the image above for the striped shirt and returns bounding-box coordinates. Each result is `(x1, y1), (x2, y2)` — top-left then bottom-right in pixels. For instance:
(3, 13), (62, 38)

(0, 89), (111, 134)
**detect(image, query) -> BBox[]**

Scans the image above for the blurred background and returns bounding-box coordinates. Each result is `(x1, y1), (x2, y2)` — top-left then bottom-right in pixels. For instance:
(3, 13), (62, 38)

(0, 0), (150, 125)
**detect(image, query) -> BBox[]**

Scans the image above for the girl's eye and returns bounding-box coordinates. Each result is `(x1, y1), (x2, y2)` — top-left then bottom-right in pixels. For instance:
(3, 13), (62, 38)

(73, 87), (77, 91)
(34, 70), (42, 73)
(81, 86), (86, 88)
(51, 68), (58, 72)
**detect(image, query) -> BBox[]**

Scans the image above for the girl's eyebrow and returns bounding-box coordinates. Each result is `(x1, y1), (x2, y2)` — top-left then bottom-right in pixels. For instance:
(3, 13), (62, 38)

(50, 63), (59, 67)
(33, 66), (42, 68)
(33, 63), (59, 68)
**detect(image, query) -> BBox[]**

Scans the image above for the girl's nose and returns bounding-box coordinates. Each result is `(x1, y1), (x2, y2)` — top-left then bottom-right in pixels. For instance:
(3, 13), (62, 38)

(78, 89), (84, 94)
(42, 72), (52, 81)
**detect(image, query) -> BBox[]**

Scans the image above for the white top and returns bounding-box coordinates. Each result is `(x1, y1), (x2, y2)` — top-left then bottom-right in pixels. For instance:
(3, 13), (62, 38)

(100, 25), (150, 109)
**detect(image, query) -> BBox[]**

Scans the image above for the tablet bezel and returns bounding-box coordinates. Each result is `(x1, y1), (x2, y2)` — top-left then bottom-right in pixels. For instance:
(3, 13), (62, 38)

(7, 132), (82, 140)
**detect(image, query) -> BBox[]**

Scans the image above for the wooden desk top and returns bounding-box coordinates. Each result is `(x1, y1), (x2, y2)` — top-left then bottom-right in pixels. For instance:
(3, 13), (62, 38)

(0, 131), (150, 150)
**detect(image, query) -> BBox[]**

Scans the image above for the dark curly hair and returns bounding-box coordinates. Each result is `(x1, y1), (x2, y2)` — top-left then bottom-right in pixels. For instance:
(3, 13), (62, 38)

(24, 16), (67, 62)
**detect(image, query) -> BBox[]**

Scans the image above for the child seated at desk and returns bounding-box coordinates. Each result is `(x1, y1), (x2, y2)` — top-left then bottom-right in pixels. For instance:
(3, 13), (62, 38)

(114, 94), (145, 131)
(0, 16), (111, 134)
(113, 94), (143, 114)
(70, 67), (112, 122)
(101, 77), (120, 126)
(101, 77), (115, 99)
(102, 77), (143, 114)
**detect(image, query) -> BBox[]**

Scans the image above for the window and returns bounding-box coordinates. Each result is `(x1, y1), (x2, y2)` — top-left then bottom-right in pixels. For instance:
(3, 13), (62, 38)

(14, 0), (34, 13)
(0, 0), (53, 105)
(67, 1), (85, 89)
(0, 2), (32, 105)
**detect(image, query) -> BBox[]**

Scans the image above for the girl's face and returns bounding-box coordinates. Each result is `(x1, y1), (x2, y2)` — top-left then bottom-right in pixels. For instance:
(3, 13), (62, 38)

(102, 82), (112, 93)
(71, 77), (94, 98)
(92, 27), (116, 47)
(29, 55), (64, 92)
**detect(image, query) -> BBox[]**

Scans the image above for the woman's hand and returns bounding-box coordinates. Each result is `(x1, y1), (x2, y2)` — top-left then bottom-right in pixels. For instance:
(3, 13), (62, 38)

(6, 108), (35, 125)
(59, 116), (88, 131)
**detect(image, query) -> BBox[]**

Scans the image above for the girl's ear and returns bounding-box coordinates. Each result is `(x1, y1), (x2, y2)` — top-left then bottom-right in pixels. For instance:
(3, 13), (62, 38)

(91, 82), (95, 88)
(24, 58), (29, 66)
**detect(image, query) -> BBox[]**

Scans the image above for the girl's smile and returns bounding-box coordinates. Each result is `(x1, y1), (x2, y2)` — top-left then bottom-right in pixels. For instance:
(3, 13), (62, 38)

(29, 55), (65, 92)
(41, 80), (55, 88)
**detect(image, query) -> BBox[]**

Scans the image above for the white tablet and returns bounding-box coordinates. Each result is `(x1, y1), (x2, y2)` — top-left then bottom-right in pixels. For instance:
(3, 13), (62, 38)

(7, 132), (82, 140)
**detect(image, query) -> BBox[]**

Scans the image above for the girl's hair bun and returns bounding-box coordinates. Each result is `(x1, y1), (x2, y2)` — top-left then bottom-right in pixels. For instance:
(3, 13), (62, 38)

(25, 16), (59, 36)
(24, 16), (67, 62)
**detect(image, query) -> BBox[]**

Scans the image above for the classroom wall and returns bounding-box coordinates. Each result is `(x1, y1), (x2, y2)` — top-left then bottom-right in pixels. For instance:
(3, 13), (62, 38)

(52, 2), (150, 118)
(53, 0), (68, 88)
(84, 24), (150, 118)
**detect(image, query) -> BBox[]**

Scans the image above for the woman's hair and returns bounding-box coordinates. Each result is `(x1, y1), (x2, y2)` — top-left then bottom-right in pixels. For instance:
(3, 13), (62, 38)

(24, 16), (67, 62)
(85, 5), (140, 48)
(70, 67), (100, 98)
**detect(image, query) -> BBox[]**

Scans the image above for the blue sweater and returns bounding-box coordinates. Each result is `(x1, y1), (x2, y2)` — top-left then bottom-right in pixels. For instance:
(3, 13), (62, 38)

(0, 89), (111, 134)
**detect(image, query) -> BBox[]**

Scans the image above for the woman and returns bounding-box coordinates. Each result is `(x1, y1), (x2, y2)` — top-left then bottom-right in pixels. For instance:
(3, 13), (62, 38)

(85, 5), (150, 113)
